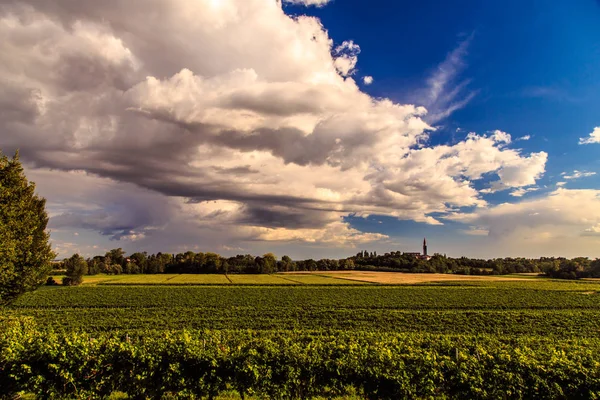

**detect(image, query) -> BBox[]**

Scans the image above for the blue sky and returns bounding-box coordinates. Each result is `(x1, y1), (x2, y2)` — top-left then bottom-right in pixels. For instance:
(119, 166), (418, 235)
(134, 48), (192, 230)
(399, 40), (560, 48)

(1, 0), (599, 259)
(286, 0), (600, 171)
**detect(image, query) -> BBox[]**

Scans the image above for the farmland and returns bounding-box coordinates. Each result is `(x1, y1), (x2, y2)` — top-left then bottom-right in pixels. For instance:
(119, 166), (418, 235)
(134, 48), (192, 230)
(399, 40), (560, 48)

(3, 273), (600, 398)
(5, 275), (600, 335)
(46, 271), (560, 286)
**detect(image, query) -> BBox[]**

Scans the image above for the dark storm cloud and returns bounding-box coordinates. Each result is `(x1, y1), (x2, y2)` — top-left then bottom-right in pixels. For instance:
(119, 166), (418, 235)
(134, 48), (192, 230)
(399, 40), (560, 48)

(211, 166), (259, 175)
(234, 204), (338, 229)
(0, 81), (41, 125)
(53, 53), (138, 93)
(50, 212), (141, 240)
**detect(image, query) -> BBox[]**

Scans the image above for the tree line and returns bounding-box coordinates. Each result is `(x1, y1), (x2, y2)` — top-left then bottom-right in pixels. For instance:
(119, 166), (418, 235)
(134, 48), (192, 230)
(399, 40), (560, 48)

(53, 247), (600, 285)
(353, 251), (600, 278)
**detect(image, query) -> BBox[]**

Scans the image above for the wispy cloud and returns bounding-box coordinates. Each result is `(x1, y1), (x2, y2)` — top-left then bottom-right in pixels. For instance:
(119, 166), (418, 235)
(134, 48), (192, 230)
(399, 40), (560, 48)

(520, 86), (580, 103)
(282, 0), (332, 7)
(516, 135), (531, 141)
(421, 34), (478, 123)
(510, 187), (539, 197)
(561, 170), (597, 180)
(461, 226), (489, 236)
(579, 127), (600, 145)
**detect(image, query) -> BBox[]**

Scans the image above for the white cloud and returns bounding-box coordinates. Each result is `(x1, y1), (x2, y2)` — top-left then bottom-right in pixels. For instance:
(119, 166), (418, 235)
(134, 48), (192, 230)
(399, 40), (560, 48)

(579, 127), (600, 145)
(516, 135), (531, 141)
(283, 0), (332, 6)
(561, 170), (597, 180)
(461, 226), (489, 236)
(0, 0), (550, 256)
(509, 187), (539, 197)
(332, 40), (360, 77)
(363, 76), (373, 85)
(491, 130), (511, 144)
(448, 188), (600, 243)
(420, 35), (477, 123)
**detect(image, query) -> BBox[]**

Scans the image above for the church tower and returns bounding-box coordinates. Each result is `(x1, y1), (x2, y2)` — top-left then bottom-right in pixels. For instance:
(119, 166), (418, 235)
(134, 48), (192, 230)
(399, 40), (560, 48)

(423, 238), (428, 257)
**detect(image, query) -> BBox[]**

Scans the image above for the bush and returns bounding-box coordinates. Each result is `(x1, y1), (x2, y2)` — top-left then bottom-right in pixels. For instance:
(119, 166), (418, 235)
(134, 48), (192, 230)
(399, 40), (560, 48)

(61, 276), (72, 286)
(61, 276), (82, 286)
(3, 326), (600, 399)
(45, 277), (58, 286)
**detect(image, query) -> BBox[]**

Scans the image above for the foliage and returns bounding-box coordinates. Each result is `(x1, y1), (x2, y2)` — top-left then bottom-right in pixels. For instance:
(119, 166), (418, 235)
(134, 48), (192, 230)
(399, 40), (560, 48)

(60, 246), (599, 279)
(2, 321), (600, 399)
(5, 282), (600, 335)
(0, 150), (55, 304)
(45, 277), (58, 286)
(543, 258), (600, 279)
(63, 253), (88, 286)
(4, 280), (600, 396)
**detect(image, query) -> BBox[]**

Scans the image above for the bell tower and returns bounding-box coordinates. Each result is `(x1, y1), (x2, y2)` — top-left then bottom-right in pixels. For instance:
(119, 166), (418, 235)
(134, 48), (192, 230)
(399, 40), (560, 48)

(423, 238), (427, 257)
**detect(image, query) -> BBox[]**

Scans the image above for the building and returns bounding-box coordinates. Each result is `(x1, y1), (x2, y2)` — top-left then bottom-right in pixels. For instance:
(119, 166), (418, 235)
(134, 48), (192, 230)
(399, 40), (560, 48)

(403, 238), (432, 260)
(421, 238), (431, 260)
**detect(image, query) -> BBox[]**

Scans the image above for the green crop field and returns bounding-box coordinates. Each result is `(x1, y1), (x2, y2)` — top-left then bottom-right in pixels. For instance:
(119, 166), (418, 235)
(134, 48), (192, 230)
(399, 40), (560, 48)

(5, 278), (600, 335)
(4, 274), (600, 398)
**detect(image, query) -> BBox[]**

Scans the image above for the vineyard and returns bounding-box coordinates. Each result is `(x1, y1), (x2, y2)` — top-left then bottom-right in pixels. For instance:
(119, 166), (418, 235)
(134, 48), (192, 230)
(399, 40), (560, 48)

(3, 275), (600, 398)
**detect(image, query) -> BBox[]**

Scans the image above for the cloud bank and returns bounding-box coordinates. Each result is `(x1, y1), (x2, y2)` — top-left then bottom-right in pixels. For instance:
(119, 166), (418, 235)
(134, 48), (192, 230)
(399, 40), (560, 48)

(0, 0), (563, 257)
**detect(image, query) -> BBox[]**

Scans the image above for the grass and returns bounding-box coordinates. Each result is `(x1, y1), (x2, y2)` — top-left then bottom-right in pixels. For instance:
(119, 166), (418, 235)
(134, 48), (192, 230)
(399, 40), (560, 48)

(276, 273), (369, 285)
(227, 274), (296, 285)
(317, 271), (550, 284)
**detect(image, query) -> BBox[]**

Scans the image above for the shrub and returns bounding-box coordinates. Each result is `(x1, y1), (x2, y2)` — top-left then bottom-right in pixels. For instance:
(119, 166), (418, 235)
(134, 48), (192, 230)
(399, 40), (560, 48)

(45, 277), (58, 286)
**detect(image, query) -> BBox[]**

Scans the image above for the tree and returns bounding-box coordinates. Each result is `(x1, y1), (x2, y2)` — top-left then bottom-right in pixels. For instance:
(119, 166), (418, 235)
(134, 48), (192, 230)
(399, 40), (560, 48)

(62, 254), (88, 286)
(262, 253), (276, 274)
(105, 248), (125, 267)
(340, 258), (355, 270)
(0, 151), (56, 304)
(87, 256), (103, 275)
(129, 252), (148, 273)
(280, 255), (294, 272)
(204, 252), (222, 273)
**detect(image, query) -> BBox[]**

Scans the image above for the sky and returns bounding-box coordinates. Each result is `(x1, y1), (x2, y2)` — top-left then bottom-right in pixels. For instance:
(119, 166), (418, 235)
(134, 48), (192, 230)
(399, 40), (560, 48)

(0, 0), (599, 260)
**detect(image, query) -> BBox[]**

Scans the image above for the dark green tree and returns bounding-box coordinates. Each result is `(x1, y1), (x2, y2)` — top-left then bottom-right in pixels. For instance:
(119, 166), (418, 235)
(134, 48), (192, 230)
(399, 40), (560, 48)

(262, 253), (276, 274)
(62, 253), (88, 286)
(280, 255), (294, 272)
(105, 248), (125, 266)
(0, 150), (55, 304)
(129, 252), (148, 273)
